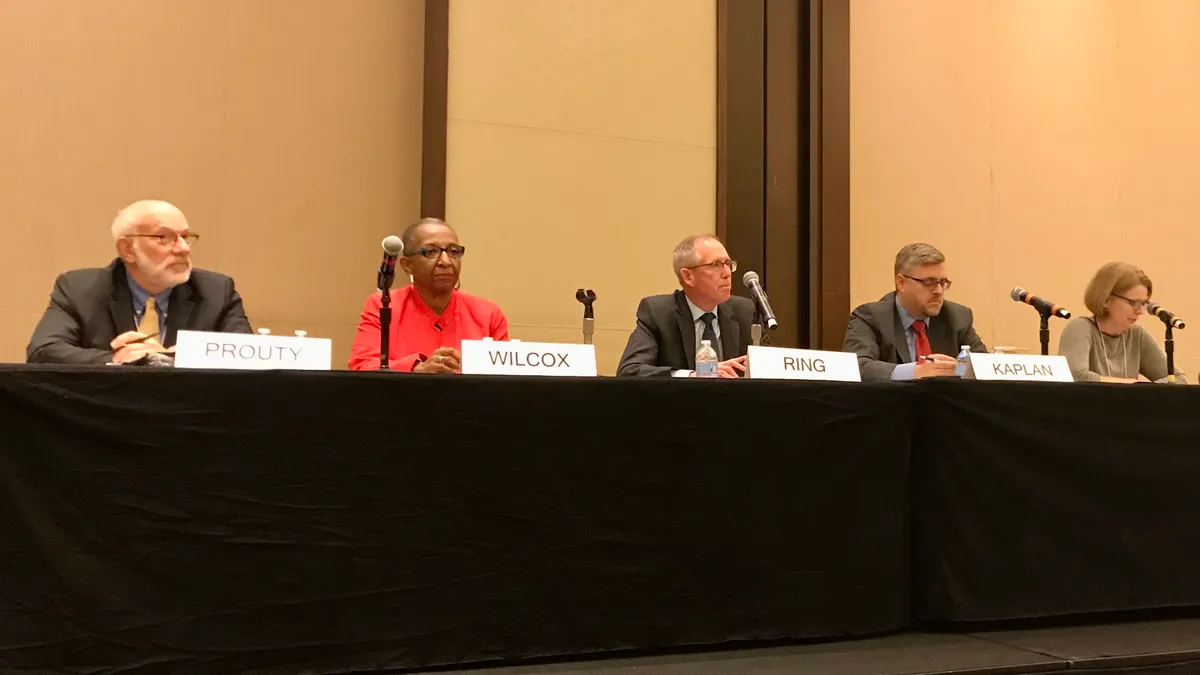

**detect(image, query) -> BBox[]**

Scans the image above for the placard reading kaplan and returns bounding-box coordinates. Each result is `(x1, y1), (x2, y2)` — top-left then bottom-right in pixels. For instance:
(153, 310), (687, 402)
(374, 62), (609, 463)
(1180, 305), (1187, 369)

(461, 340), (597, 377)
(747, 345), (861, 382)
(174, 330), (332, 371)
(967, 353), (1072, 382)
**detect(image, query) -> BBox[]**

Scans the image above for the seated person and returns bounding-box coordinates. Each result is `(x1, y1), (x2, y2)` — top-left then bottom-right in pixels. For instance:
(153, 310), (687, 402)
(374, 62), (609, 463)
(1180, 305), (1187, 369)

(843, 242), (986, 381)
(349, 218), (508, 373)
(26, 199), (252, 365)
(1057, 262), (1186, 383)
(616, 234), (754, 378)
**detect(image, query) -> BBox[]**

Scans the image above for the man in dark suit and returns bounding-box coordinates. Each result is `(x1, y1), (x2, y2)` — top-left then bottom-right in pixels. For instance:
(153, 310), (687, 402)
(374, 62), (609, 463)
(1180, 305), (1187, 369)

(843, 242), (986, 381)
(617, 235), (755, 378)
(27, 200), (252, 365)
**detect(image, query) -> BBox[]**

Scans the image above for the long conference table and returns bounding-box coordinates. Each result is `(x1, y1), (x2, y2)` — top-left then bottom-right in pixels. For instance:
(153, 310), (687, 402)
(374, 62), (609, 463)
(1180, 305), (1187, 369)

(1, 365), (1199, 674)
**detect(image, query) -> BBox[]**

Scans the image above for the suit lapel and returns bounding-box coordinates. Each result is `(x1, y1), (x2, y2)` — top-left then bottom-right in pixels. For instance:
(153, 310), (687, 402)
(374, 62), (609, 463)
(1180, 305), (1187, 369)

(674, 291), (697, 370)
(929, 314), (956, 356)
(717, 302), (739, 361)
(109, 263), (136, 336)
(164, 283), (195, 347)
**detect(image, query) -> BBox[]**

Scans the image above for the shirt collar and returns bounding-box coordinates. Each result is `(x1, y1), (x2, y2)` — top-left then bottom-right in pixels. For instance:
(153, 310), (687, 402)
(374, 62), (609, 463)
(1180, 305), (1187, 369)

(895, 295), (922, 331)
(126, 268), (173, 315)
(408, 286), (458, 326)
(684, 295), (718, 323)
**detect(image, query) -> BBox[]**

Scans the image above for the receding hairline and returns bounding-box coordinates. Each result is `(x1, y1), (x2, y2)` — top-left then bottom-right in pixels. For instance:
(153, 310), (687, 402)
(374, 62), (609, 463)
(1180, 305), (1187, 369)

(893, 243), (946, 276)
(672, 234), (722, 279)
(111, 200), (185, 241)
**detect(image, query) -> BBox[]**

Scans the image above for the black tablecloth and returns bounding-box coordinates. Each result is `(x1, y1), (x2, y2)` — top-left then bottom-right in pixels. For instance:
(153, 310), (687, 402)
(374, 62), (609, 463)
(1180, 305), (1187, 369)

(0, 367), (910, 674)
(911, 379), (1200, 622)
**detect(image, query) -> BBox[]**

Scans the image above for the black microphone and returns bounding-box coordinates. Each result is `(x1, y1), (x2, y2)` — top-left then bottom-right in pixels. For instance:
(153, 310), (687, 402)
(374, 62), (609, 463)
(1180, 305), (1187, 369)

(1147, 302), (1185, 329)
(378, 235), (403, 291)
(742, 271), (778, 330)
(1010, 287), (1070, 319)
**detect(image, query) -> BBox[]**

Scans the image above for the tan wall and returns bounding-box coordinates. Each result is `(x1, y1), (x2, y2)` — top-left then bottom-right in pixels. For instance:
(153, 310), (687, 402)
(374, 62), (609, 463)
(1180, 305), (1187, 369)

(445, 0), (716, 375)
(851, 0), (1200, 378)
(0, 0), (426, 366)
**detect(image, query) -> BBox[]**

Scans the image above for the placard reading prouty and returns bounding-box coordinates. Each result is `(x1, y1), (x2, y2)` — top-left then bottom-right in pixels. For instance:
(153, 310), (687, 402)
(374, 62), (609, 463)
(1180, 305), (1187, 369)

(174, 330), (331, 370)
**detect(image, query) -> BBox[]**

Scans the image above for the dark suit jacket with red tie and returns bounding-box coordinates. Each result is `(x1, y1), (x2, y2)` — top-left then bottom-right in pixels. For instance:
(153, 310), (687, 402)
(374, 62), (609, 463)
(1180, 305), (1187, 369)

(842, 291), (987, 381)
(616, 289), (756, 376)
(26, 258), (253, 365)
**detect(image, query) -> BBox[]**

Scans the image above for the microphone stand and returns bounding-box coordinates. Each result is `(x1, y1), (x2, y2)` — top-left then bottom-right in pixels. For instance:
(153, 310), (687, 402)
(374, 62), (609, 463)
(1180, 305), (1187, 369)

(1038, 309), (1051, 356)
(576, 289), (596, 344)
(378, 266), (396, 370)
(1166, 324), (1175, 384)
(751, 306), (763, 347)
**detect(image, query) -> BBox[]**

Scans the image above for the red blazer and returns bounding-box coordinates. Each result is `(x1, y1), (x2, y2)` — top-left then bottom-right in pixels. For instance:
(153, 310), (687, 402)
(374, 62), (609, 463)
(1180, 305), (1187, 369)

(349, 285), (509, 371)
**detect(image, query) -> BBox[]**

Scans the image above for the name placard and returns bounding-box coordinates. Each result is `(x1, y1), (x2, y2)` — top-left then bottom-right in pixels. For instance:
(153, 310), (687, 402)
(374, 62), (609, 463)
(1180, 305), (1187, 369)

(966, 353), (1072, 382)
(461, 340), (597, 377)
(747, 346), (861, 382)
(174, 330), (332, 371)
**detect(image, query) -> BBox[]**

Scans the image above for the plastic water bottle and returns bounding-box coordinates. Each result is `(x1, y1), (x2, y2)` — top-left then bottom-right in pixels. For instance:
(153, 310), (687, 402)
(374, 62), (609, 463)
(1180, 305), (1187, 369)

(695, 339), (719, 378)
(954, 345), (971, 377)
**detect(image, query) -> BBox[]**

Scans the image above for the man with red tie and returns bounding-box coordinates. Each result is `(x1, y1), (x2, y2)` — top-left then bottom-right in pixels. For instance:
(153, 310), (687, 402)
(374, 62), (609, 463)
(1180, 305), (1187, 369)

(842, 243), (987, 381)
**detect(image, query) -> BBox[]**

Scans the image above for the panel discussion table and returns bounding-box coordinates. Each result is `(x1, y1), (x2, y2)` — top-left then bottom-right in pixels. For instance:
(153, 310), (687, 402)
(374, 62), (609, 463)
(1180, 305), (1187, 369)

(0, 365), (1198, 674)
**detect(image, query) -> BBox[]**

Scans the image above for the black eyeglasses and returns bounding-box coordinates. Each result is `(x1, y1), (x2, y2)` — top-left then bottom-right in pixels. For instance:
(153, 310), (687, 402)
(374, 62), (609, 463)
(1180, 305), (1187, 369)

(410, 244), (465, 260)
(128, 232), (200, 247)
(1111, 293), (1150, 310)
(685, 259), (738, 272)
(905, 275), (952, 290)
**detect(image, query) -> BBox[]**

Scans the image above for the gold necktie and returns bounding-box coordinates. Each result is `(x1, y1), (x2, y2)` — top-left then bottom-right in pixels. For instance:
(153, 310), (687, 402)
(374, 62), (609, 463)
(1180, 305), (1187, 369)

(138, 297), (159, 336)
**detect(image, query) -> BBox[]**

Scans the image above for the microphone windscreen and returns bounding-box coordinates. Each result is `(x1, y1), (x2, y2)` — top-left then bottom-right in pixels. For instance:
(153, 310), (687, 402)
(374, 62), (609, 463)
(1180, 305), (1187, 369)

(742, 271), (760, 287)
(1010, 287), (1025, 301)
(382, 235), (403, 256)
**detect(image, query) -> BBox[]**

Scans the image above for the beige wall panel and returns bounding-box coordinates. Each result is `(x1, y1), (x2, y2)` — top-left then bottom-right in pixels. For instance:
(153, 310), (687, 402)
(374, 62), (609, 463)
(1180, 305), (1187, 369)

(446, 0), (716, 376)
(850, 0), (995, 343)
(0, 0), (425, 368)
(852, 0), (1200, 374)
(1113, 0), (1200, 378)
(448, 0), (715, 148)
(989, 0), (1121, 352)
(446, 119), (715, 375)
(0, 1), (228, 312)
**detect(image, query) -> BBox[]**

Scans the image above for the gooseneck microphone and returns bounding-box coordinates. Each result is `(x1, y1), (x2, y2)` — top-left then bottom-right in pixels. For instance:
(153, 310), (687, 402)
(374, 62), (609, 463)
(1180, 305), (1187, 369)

(377, 235), (403, 370)
(1010, 287), (1071, 319)
(742, 271), (778, 330)
(1147, 302), (1185, 330)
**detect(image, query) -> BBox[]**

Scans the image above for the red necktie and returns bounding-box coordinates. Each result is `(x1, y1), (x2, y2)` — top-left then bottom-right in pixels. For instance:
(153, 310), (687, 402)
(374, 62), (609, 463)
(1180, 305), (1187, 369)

(912, 319), (932, 359)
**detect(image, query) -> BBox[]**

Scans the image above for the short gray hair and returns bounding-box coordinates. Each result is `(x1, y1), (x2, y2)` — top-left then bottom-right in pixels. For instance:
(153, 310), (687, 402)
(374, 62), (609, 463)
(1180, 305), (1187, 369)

(111, 200), (183, 241)
(672, 234), (718, 280)
(893, 243), (945, 276)
(400, 217), (453, 255)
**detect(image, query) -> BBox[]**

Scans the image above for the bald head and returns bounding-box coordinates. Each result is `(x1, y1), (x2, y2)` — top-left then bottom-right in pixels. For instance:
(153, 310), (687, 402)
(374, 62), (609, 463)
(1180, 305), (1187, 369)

(111, 200), (186, 241)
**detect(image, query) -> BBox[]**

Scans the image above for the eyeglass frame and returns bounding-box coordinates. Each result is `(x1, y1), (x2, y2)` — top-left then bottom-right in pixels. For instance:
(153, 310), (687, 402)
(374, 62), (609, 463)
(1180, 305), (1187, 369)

(903, 275), (952, 290)
(408, 244), (466, 260)
(126, 232), (200, 247)
(683, 259), (738, 273)
(1110, 293), (1150, 310)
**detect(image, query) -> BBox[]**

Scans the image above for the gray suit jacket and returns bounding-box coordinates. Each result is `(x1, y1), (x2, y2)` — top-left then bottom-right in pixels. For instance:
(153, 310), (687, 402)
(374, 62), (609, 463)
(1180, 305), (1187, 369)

(842, 291), (987, 381)
(617, 290), (756, 376)
(27, 259), (253, 365)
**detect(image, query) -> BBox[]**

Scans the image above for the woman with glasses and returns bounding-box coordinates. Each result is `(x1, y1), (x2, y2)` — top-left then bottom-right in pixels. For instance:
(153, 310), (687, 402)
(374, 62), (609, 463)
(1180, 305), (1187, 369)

(349, 218), (508, 372)
(1057, 262), (1185, 383)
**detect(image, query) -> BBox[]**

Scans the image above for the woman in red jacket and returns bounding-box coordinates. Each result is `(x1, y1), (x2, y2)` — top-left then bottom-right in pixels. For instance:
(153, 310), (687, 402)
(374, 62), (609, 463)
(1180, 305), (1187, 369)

(349, 218), (508, 372)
